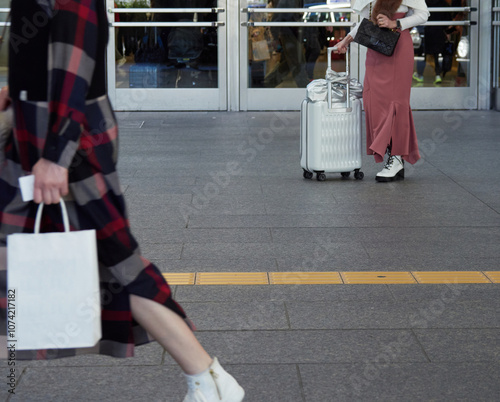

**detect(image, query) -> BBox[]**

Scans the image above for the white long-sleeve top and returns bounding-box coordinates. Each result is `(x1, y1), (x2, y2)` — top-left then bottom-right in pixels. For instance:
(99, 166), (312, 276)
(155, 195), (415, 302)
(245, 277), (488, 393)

(348, 5), (429, 39)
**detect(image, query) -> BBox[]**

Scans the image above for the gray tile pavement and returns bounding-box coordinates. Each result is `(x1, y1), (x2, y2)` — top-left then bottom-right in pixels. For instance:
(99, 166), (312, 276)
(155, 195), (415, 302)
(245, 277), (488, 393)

(2, 110), (499, 401)
(299, 363), (500, 401)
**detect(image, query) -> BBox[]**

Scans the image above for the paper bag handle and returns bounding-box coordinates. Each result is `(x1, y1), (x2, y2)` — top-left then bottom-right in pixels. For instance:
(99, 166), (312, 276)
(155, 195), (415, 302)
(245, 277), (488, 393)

(34, 199), (70, 234)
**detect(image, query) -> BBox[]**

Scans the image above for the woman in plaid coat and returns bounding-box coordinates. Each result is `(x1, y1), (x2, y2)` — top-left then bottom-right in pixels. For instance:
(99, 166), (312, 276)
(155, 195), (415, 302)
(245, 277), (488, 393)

(0, 1), (244, 400)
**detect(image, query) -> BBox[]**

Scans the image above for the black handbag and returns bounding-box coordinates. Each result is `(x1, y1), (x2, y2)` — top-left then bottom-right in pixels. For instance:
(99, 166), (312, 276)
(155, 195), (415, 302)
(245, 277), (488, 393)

(354, 18), (401, 56)
(353, 2), (401, 57)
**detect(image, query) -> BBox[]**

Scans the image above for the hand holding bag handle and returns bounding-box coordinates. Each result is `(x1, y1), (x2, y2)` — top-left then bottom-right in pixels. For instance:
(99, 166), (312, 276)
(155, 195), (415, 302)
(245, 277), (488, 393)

(34, 199), (70, 234)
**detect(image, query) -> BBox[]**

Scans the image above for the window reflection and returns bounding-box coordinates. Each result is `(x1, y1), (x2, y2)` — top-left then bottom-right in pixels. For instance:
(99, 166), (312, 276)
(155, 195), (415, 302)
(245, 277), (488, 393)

(0, 1), (9, 87)
(412, 0), (470, 88)
(248, 0), (351, 89)
(115, 0), (218, 89)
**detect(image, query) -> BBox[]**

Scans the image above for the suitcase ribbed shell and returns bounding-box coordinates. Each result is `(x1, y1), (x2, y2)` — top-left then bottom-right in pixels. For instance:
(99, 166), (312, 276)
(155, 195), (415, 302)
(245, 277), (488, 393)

(301, 98), (363, 173)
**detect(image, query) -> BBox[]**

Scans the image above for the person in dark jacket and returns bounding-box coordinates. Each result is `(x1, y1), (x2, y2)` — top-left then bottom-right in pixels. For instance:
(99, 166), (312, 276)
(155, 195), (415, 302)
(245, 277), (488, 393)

(264, 0), (310, 88)
(413, 0), (452, 84)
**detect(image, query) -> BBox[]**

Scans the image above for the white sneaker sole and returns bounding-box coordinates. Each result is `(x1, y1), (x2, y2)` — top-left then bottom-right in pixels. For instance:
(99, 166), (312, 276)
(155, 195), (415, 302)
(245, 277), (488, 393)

(376, 169), (405, 182)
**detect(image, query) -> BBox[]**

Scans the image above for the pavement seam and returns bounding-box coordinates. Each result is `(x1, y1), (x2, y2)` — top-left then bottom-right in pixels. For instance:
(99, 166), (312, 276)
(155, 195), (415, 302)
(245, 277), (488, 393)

(425, 158), (500, 216)
(295, 364), (307, 402)
(409, 271), (419, 284)
(410, 329), (432, 363)
(386, 284), (398, 301)
(7, 366), (27, 401)
(283, 301), (292, 330)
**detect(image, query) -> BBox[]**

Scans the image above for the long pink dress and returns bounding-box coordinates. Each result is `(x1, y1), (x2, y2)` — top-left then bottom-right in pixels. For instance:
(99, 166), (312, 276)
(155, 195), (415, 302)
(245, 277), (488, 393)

(363, 12), (421, 164)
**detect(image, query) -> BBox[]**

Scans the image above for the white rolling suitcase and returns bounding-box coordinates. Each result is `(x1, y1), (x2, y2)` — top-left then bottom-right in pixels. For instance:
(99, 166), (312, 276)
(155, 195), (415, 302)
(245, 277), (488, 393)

(300, 47), (364, 181)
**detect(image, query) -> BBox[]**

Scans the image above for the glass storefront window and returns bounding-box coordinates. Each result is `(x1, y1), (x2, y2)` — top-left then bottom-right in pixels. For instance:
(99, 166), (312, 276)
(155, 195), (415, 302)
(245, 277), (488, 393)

(412, 0), (471, 88)
(0, 2), (9, 88)
(248, 1), (352, 89)
(114, 0), (218, 89)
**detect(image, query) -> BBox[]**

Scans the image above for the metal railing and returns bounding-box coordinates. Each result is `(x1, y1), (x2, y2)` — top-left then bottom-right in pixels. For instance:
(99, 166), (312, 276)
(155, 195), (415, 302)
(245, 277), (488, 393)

(0, 7), (9, 28)
(243, 7), (353, 13)
(241, 6), (477, 28)
(494, 6), (500, 26)
(108, 7), (225, 28)
(243, 7), (476, 13)
(245, 21), (355, 27)
(111, 21), (224, 27)
(109, 7), (224, 14)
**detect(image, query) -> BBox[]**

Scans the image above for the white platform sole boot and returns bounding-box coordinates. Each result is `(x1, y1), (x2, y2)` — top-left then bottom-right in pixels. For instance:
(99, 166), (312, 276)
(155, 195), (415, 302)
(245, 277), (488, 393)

(183, 358), (245, 402)
(376, 155), (404, 182)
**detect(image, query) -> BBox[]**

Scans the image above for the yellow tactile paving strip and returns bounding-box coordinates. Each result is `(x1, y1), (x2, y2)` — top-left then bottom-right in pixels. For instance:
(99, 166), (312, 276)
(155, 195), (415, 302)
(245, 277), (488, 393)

(484, 272), (500, 284)
(412, 271), (491, 284)
(269, 272), (343, 285)
(341, 271), (417, 284)
(163, 273), (196, 285)
(196, 272), (269, 285)
(162, 271), (500, 285)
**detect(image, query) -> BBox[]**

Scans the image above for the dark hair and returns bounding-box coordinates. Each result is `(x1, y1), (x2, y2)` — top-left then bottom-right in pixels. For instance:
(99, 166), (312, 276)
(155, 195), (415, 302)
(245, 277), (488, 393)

(371, 0), (404, 23)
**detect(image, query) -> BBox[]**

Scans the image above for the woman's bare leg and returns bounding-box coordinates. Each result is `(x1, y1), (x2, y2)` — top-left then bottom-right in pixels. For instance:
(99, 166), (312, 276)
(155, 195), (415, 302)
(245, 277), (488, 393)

(130, 294), (212, 375)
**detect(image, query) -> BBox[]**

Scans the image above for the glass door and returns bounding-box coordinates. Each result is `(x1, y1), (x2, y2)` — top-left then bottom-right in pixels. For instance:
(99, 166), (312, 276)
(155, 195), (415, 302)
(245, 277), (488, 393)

(357, 1), (479, 110)
(0, 3), (9, 89)
(239, 1), (358, 110)
(493, 1), (500, 110)
(106, 0), (227, 111)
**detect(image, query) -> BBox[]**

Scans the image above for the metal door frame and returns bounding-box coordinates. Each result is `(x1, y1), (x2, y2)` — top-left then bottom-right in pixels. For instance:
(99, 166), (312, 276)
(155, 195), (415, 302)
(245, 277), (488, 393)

(106, 0), (228, 111)
(492, 0), (500, 110)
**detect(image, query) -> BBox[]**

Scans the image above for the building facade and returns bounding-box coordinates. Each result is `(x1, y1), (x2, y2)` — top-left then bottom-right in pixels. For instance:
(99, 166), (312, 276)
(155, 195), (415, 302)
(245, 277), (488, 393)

(1, 0), (499, 111)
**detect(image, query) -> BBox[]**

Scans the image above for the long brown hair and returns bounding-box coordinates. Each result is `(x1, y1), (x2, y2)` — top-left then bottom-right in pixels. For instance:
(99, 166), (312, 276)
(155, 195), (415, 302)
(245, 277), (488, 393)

(371, 0), (404, 23)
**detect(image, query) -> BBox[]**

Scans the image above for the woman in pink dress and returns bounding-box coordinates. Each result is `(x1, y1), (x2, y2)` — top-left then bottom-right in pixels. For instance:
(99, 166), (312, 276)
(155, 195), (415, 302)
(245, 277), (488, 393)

(336, 0), (429, 181)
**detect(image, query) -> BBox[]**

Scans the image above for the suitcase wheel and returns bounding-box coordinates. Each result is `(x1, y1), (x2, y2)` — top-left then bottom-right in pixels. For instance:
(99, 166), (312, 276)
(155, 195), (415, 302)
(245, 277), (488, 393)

(316, 172), (326, 182)
(303, 170), (313, 180)
(341, 172), (351, 179)
(354, 170), (364, 180)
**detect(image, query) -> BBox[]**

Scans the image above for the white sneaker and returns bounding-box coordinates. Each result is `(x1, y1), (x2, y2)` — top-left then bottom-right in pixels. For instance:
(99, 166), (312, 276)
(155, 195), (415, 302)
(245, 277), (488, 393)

(434, 75), (442, 84)
(183, 358), (245, 402)
(376, 155), (404, 182)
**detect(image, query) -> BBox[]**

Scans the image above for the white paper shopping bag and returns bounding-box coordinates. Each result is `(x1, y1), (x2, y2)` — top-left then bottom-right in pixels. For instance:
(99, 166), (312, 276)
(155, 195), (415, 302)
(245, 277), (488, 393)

(7, 200), (102, 350)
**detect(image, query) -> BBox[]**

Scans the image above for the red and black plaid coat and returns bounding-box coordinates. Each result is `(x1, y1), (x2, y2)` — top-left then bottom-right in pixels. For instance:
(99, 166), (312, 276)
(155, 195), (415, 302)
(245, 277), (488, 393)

(0, 0), (190, 359)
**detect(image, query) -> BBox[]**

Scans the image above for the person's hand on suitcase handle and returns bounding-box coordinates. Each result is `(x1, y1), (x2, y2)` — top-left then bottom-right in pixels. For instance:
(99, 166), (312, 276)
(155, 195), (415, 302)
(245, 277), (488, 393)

(335, 35), (354, 54)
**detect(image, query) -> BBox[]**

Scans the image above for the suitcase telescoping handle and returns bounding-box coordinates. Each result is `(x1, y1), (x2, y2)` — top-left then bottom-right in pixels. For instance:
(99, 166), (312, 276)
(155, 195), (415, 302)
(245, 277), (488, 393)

(327, 46), (350, 110)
